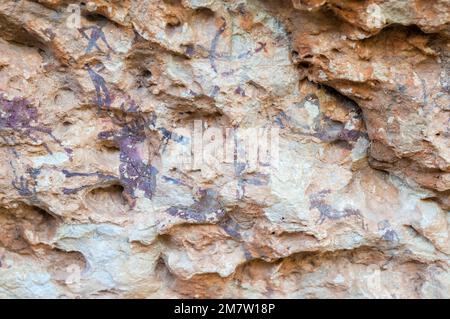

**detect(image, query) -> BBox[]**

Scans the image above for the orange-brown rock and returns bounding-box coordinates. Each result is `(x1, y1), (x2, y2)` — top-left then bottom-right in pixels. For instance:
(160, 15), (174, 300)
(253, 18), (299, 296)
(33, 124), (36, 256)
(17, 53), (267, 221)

(0, 0), (448, 298)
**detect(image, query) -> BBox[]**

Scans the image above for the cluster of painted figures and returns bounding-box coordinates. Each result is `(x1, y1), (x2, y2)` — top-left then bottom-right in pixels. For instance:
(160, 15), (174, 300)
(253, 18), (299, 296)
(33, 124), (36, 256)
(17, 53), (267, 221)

(0, 19), (367, 228)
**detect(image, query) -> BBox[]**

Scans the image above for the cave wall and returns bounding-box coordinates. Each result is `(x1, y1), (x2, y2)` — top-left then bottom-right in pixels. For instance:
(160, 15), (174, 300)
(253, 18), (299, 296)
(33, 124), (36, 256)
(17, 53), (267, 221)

(0, 0), (448, 298)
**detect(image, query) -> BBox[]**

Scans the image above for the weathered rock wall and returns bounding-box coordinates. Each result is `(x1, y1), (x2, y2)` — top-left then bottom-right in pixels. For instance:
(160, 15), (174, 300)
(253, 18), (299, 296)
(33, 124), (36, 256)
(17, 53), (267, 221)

(0, 0), (448, 298)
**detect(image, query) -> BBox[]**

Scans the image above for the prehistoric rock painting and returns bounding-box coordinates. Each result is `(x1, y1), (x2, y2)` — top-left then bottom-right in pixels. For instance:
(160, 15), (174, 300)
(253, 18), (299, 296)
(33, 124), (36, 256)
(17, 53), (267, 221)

(73, 64), (192, 203)
(193, 15), (270, 77)
(10, 163), (40, 201)
(309, 190), (365, 228)
(166, 189), (225, 223)
(209, 17), (227, 74)
(0, 0), (448, 299)
(62, 169), (117, 195)
(274, 93), (367, 146)
(99, 118), (158, 201)
(378, 220), (400, 244)
(86, 65), (111, 110)
(79, 21), (114, 57)
(234, 160), (270, 200)
(0, 94), (72, 156)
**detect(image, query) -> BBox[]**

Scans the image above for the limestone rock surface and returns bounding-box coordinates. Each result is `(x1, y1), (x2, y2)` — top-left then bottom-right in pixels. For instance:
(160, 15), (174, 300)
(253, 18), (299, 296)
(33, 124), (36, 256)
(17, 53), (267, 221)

(0, 0), (448, 298)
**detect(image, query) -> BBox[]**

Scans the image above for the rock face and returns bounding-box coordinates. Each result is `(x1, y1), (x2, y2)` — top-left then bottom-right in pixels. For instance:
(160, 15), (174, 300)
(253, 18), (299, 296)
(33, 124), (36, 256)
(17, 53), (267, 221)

(0, 0), (448, 298)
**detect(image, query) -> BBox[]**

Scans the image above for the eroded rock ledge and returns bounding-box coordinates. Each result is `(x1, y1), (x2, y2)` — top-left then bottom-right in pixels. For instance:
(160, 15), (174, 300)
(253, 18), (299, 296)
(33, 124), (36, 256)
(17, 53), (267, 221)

(0, 0), (448, 298)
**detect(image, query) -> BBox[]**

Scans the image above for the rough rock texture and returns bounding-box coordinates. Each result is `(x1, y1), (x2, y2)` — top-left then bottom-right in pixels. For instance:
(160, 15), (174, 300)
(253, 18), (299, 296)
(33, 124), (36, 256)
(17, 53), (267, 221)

(0, 0), (448, 298)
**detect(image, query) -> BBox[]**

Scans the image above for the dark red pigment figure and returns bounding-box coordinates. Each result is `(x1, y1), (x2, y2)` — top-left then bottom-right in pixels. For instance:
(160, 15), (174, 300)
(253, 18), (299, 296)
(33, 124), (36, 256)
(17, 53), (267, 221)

(10, 162), (41, 202)
(274, 93), (367, 148)
(208, 17), (268, 75)
(64, 68), (187, 204)
(209, 17), (227, 74)
(98, 114), (158, 203)
(166, 189), (225, 223)
(0, 94), (72, 156)
(79, 20), (114, 58)
(231, 128), (270, 201)
(62, 170), (117, 195)
(61, 95), (158, 204)
(86, 64), (111, 110)
(309, 190), (365, 227)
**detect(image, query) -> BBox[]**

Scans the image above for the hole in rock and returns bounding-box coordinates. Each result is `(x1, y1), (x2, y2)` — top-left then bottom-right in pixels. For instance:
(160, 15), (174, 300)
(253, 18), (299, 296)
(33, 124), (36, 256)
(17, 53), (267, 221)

(195, 7), (215, 18)
(163, 0), (182, 5)
(0, 204), (59, 253)
(142, 69), (152, 78)
(45, 249), (88, 282)
(298, 61), (312, 68)
(101, 143), (120, 153)
(85, 184), (129, 214)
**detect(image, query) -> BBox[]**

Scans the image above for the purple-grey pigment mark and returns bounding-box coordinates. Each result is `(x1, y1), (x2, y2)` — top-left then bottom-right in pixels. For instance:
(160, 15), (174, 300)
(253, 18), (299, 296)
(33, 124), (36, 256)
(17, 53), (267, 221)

(42, 28), (56, 40)
(219, 214), (256, 264)
(98, 113), (158, 201)
(234, 153), (246, 200)
(274, 111), (288, 129)
(210, 85), (220, 98)
(0, 94), (72, 156)
(162, 175), (187, 186)
(309, 190), (365, 227)
(86, 65), (111, 110)
(79, 22), (114, 57)
(219, 216), (243, 240)
(378, 220), (400, 243)
(166, 189), (225, 223)
(99, 108), (185, 201)
(158, 127), (189, 145)
(382, 229), (400, 243)
(10, 162), (41, 200)
(232, 125), (270, 200)
(61, 169), (117, 195)
(84, 68), (188, 201)
(234, 86), (246, 97)
(207, 40), (267, 62)
(243, 173), (269, 186)
(209, 17), (227, 73)
(274, 94), (367, 146)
